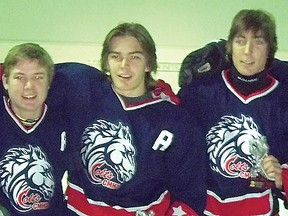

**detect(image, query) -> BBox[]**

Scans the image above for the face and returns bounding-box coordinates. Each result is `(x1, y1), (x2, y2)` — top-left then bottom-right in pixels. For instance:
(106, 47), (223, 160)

(232, 30), (269, 76)
(107, 36), (150, 97)
(2, 59), (50, 119)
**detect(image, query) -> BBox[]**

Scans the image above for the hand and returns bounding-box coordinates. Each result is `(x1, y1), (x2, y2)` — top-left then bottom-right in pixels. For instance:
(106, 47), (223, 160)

(178, 39), (228, 87)
(261, 155), (282, 189)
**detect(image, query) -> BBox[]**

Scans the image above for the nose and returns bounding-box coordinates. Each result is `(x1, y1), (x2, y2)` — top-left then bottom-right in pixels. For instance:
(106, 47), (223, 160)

(120, 57), (129, 69)
(244, 41), (253, 54)
(24, 79), (33, 89)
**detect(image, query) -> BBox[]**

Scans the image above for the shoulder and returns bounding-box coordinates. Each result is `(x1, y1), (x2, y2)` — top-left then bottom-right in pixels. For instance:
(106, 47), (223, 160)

(159, 102), (200, 126)
(54, 62), (107, 84)
(270, 58), (288, 83)
(178, 70), (223, 100)
(47, 62), (109, 109)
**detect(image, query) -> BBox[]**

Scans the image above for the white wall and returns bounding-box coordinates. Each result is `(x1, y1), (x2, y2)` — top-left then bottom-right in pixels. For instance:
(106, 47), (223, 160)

(1, 41), (287, 93)
(1, 0), (288, 94)
(0, 41), (194, 92)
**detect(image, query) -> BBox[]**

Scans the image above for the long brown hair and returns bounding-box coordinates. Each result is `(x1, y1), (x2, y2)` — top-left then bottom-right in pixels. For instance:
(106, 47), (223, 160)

(100, 23), (158, 90)
(226, 9), (277, 68)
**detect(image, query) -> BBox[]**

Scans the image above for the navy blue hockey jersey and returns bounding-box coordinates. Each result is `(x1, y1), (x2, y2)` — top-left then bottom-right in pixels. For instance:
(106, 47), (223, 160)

(178, 68), (288, 216)
(270, 59), (288, 83)
(46, 63), (207, 216)
(0, 97), (69, 215)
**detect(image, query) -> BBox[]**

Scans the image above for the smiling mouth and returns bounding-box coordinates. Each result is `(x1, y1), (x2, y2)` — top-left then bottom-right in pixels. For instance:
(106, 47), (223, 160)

(119, 74), (131, 79)
(23, 95), (36, 99)
(242, 60), (254, 65)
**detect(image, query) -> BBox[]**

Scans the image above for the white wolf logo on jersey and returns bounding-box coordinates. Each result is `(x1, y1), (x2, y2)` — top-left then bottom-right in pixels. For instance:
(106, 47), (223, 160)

(0, 145), (54, 212)
(81, 120), (136, 189)
(206, 114), (263, 179)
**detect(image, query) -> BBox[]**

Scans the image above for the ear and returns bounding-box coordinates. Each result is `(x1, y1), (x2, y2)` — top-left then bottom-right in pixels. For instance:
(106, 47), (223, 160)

(105, 60), (110, 71)
(105, 64), (111, 76)
(2, 74), (8, 90)
(144, 67), (150, 73)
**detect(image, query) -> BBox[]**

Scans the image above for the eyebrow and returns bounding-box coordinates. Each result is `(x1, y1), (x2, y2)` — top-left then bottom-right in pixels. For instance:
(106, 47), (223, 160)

(108, 51), (144, 55)
(254, 35), (265, 39)
(12, 71), (46, 76)
(11, 72), (25, 76)
(234, 34), (265, 40)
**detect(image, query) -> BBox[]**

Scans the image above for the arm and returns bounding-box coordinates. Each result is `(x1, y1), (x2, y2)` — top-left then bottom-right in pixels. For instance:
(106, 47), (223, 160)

(178, 39), (228, 87)
(178, 40), (288, 88)
(166, 113), (207, 215)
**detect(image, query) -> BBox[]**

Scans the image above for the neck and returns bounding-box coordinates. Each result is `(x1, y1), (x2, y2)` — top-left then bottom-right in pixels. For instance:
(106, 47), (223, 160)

(119, 92), (152, 104)
(228, 66), (272, 96)
(8, 99), (43, 125)
(15, 114), (40, 127)
(113, 86), (147, 98)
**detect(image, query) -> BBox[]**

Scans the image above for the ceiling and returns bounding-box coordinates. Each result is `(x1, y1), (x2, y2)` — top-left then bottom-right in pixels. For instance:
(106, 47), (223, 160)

(1, 1), (287, 53)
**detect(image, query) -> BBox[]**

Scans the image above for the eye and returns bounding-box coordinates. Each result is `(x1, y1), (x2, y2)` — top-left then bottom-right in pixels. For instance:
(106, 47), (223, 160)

(109, 53), (120, 59)
(132, 55), (140, 59)
(14, 75), (23, 80)
(234, 38), (246, 46)
(35, 75), (44, 80)
(254, 38), (265, 45)
(131, 54), (142, 60)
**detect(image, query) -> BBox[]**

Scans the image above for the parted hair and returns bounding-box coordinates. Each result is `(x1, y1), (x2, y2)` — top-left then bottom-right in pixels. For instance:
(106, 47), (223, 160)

(3, 43), (54, 84)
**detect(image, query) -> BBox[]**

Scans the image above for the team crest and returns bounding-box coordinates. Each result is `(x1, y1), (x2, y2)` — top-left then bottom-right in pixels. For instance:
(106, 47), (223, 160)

(206, 114), (263, 179)
(81, 119), (136, 189)
(0, 145), (54, 213)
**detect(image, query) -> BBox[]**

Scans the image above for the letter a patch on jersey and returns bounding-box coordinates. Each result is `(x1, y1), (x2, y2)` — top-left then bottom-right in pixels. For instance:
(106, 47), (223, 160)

(152, 130), (173, 151)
